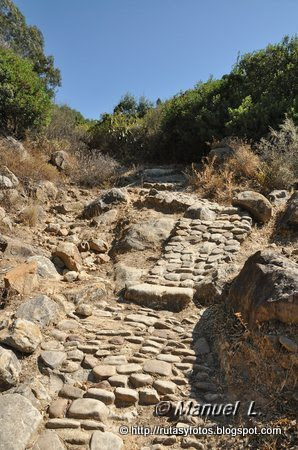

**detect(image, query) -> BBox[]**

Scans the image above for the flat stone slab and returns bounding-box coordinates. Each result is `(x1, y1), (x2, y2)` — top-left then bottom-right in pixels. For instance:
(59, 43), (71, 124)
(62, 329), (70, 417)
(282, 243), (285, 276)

(67, 398), (109, 422)
(90, 431), (123, 450)
(0, 393), (42, 450)
(125, 283), (193, 312)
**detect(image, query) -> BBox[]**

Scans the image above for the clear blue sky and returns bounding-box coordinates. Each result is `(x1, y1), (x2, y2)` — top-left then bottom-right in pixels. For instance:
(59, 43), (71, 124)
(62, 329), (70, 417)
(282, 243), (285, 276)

(14, 0), (298, 120)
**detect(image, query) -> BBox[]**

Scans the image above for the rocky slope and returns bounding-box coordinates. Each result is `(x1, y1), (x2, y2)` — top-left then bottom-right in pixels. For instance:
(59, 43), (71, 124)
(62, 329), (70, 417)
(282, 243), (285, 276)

(0, 164), (297, 450)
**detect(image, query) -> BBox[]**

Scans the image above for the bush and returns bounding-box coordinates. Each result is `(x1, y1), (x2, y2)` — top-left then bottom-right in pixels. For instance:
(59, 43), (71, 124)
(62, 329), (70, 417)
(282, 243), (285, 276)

(71, 149), (119, 187)
(0, 48), (52, 137)
(256, 117), (298, 190)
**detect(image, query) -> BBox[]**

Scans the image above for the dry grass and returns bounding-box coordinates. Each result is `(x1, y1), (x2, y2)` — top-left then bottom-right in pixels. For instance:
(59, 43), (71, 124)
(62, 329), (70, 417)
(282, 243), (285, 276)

(71, 149), (119, 187)
(18, 201), (42, 227)
(0, 141), (60, 183)
(185, 141), (263, 202)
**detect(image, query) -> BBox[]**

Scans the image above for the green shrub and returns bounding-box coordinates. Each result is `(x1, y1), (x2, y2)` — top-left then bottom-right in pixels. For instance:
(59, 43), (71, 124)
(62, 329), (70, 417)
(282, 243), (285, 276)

(0, 48), (52, 137)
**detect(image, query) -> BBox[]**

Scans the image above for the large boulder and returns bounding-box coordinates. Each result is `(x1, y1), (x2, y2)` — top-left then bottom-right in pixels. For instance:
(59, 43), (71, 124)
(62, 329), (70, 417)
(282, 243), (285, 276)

(0, 236), (43, 261)
(34, 180), (58, 202)
(15, 294), (60, 327)
(232, 191), (272, 223)
(82, 188), (129, 218)
(228, 250), (298, 326)
(1, 319), (42, 354)
(4, 261), (39, 295)
(0, 393), (42, 450)
(114, 263), (145, 291)
(0, 346), (21, 390)
(279, 192), (298, 229)
(114, 218), (175, 253)
(52, 242), (82, 271)
(90, 431), (123, 450)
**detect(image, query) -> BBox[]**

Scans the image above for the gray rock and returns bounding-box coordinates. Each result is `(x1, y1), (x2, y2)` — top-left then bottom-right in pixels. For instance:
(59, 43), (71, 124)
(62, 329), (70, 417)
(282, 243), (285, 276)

(49, 150), (69, 171)
(0, 166), (19, 189)
(279, 192), (298, 229)
(32, 430), (65, 450)
(113, 218), (175, 253)
(125, 283), (193, 312)
(143, 359), (172, 376)
(0, 393), (42, 450)
(209, 146), (234, 162)
(228, 250), (298, 326)
(232, 191), (272, 223)
(82, 188), (129, 218)
(40, 351), (67, 369)
(115, 387), (138, 405)
(67, 398), (109, 422)
(15, 294), (60, 326)
(185, 205), (216, 221)
(90, 431), (123, 450)
(3, 137), (28, 161)
(114, 263), (145, 291)
(139, 388), (160, 405)
(268, 190), (290, 206)
(1, 319), (42, 353)
(85, 388), (115, 405)
(279, 336), (298, 352)
(0, 346), (21, 389)
(28, 256), (61, 281)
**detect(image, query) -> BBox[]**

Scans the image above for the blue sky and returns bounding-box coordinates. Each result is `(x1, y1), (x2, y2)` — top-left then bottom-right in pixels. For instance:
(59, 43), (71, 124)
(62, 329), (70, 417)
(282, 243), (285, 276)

(13, 0), (298, 119)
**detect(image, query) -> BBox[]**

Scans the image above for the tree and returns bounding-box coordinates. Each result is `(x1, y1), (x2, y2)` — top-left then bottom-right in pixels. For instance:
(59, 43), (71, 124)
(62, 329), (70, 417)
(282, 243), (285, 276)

(0, 48), (52, 137)
(0, 0), (61, 94)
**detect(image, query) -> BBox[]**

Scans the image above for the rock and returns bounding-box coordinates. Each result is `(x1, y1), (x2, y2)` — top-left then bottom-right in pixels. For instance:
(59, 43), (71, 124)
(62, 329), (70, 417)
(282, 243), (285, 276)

(3, 137), (28, 161)
(49, 398), (69, 418)
(228, 250), (298, 326)
(85, 388), (115, 405)
(268, 190), (290, 206)
(28, 255), (61, 281)
(55, 429), (91, 445)
(82, 188), (129, 218)
(49, 150), (69, 171)
(67, 398), (109, 422)
(89, 239), (108, 253)
(185, 205), (216, 221)
(52, 242), (82, 271)
(130, 373), (153, 387)
(115, 387), (138, 405)
(75, 303), (93, 317)
(0, 166), (19, 189)
(15, 294), (60, 326)
(46, 418), (80, 429)
(63, 282), (106, 305)
(34, 180), (58, 202)
(0, 393), (42, 450)
(1, 319), (42, 353)
(32, 430), (65, 450)
(153, 380), (177, 394)
(116, 363), (142, 374)
(108, 375), (128, 387)
(125, 283), (193, 312)
(0, 346), (21, 389)
(143, 359), (172, 376)
(40, 351), (67, 369)
(0, 237), (42, 261)
(279, 336), (298, 352)
(114, 218), (175, 253)
(103, 355), (128, 365)
(194, 337), (210, 355)
(139, 388), (160, 405)
(90, 431), (123, 450)
(232, 191), (272, 223)
(92, 365), (116, 380)
(59, 385), (85, 399)
(126, 313), (157, 326)
(63, 271), (79, 282)
(114, 263), (145, 291)
(4, 261), (39, 295)
(280, 192), (298, 229)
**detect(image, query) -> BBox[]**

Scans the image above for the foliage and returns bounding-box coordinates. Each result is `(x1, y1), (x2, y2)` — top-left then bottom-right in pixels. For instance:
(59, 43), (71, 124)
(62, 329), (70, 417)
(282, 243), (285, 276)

(113, 93), (153, 118)
(256, 117), (298, 190)
(0, 0), (61, 93)
(0, 48), (52, 137)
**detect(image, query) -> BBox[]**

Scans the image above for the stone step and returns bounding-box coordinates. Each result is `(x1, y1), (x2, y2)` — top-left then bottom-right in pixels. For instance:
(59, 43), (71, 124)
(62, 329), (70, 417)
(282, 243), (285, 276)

(125, 283), (193, 312)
